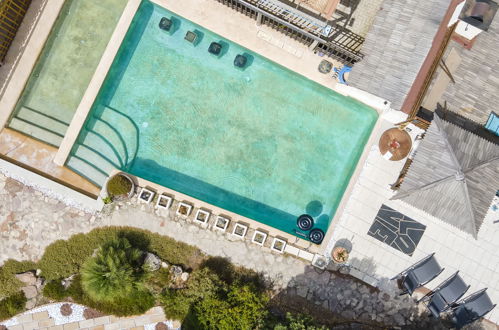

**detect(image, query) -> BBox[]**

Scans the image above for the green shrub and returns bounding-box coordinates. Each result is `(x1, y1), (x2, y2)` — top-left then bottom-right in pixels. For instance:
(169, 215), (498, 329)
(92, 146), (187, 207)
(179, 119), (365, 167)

(0, 260), (37, 299)
(67, 275), (154, 316)
(42, 280), (68, 300)
(81, 238), (146, 303)
(189, 285), (269, 330)
(106, 174), (132, 197)
(38, 227), (202, 281)
(161, 268), (223, 320)
(0, 292), (27, 321)
(272, 313), (327, 330)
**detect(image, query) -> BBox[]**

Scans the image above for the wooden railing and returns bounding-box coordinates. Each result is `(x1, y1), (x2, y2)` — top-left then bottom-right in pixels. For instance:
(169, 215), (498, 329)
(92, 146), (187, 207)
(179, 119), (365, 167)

(215, 0), (364, 65)
(0, 0), (31, 63)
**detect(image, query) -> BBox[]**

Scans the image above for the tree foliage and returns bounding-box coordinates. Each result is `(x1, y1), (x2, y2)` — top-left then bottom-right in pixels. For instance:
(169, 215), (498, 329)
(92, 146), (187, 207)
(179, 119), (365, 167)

(81, 238), (146, 302)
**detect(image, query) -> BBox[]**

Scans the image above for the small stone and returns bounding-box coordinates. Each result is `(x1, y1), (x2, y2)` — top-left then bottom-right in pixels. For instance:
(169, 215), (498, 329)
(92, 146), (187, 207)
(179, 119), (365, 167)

(15, 272), (37, 285)
(381, 292), (390, 302)
(296, 286), (308, 298)
(161, 261), (169, 269)
(322, 300), (329, 309)
(25, 298), (36, 310)
(35, 277), (44, 289)
(143, 253), (161, 271)
(393, 313), (405, 325)
(21, 286), (38, 299)
(180, 272), (190, 282)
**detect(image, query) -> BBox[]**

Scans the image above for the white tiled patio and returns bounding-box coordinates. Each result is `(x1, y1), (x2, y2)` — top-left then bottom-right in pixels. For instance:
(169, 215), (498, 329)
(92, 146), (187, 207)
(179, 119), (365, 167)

(326, 112), (499, 325)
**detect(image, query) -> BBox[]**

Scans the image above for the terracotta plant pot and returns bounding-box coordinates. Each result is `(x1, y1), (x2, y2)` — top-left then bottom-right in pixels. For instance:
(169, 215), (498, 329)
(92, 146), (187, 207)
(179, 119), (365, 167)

(332, 246), (349, 264)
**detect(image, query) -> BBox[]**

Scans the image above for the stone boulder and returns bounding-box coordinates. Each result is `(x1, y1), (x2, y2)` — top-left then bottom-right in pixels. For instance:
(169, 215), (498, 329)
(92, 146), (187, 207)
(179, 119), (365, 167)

(170, 265), (183, 279)
(143, 253), (161, 271)
(180, 272), (190, 282)
(15, 271), (37, 286)
(21, 286), (38, 300)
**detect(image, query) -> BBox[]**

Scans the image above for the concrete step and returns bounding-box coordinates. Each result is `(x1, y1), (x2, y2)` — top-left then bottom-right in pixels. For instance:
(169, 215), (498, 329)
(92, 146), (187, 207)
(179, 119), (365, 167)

(15, 106), (69, 136)
(72, 144), (117, 176)
(66, 155), (108, 188)
(78, 129), (125, 168)
(8, 118), (64, 147)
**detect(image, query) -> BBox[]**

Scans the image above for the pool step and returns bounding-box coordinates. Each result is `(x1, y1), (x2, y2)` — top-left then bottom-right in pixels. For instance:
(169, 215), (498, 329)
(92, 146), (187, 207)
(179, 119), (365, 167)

(66, 154), (108, 188)
(15, 106), (69, 136)
(72, 144), (118, 176)
(8, 118), (64, 147)
(77, 130), (125, 168)
(84, 119), (128, 166)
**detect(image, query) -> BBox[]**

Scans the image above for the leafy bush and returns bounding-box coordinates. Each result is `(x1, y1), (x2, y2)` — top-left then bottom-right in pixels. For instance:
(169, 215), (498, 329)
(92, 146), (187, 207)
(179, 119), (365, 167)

(38, 227), (201, 281)
(81, 238), (146, 303)
(106, 174), (132, 197)
(0, 260), (37, 299)
(189, 285), (269, 330)
(42, 280), (68, 300)
(0, 292), (27, 321)
(67, 275), (154, 316)
(161, 268), (224, 320)
(161, 263), (269, 330)
(272, 313), (327, 330)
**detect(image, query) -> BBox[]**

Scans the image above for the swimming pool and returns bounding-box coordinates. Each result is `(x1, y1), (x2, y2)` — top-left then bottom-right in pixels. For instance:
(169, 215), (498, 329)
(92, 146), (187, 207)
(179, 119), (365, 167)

(68, 0), (378, 241)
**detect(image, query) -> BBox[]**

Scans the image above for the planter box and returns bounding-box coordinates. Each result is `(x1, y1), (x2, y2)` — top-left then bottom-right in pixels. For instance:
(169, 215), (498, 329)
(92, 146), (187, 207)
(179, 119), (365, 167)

(232, 223), (248, 239)
(138, 187), (155, 203)
(214, 216), (230, 232)
(156, 194), (173, 209)
(252, 230), (267, 246)
(194, 209), (210, 224)
(271, 238), (287, 253)
(176, 202), (193, 217)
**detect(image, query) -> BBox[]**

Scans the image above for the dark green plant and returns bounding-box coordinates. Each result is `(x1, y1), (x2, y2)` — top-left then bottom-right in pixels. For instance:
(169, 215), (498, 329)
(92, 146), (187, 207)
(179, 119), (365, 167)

(38, 227), (201, 281)
(81, 238), (146, 303)
(272, 312), (327, 330)
(0, 292), (27, 321)
(190, 284), (269, 330)
(161, 268), (223, 320)
(42, 280), (68, 300)
(0, 260), (37, 299)
(106, 174), (132, 197)
(102, 196), (113, 204)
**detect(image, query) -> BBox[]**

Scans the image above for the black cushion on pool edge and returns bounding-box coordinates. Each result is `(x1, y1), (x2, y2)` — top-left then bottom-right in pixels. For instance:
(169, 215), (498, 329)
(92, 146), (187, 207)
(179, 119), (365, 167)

(209, 42), (222, 55)
(297, 214), (314, 231)
(234, 54), (247, 67)
(309, 229), (325, 244)
(159, 17), (172, 31)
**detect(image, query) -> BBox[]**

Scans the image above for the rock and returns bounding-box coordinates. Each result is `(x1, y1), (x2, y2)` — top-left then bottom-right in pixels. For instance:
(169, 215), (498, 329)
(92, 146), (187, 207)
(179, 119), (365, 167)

(36, 269), (42, 277)
(171, 265), (183, 279)
(381, 292), (390, 302)
(143, 253), (161, 271)
(62, 274), (75, 289)
(21, 286), (38, 299)
(15, 272), (37, 286)
(25, 298), (36, 310)
(296, 286), (308, 298)
(343, 289), (352, 297)
(393, 313), (405, 325)
(161, 261), (169, 269)
(341, 310), (355, 319)
(180, 272), (190, 282)
(35, 277), (45, 290)
(322, 300), (329, 309)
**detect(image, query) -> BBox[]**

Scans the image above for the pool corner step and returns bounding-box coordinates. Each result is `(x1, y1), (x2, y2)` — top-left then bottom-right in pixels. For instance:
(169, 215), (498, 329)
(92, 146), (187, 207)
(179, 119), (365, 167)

(66, 155), (109, 188)
(8, 118), (64, 147)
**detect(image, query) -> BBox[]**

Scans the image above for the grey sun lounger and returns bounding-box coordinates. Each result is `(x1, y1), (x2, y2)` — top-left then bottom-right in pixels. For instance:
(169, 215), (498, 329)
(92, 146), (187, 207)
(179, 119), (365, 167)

(451, 288), (496, 329)
(393, 253), (444, 296)
(419, 271), (470, 317)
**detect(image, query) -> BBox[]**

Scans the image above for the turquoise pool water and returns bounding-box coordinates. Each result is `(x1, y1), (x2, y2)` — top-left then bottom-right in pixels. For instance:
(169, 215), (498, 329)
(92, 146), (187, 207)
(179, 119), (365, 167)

(70, 1), (378, 241)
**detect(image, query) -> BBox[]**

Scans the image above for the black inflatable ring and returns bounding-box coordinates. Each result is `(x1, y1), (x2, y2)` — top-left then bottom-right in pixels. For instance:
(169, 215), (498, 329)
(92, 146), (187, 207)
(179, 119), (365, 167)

(309, 229), (325, 244)
(297, 214), (314, 231)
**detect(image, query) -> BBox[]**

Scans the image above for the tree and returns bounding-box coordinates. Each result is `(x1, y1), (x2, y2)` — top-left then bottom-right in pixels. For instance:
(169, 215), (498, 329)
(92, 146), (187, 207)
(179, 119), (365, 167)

(193, 284), (269, 330)
(81, 238), (146, 303)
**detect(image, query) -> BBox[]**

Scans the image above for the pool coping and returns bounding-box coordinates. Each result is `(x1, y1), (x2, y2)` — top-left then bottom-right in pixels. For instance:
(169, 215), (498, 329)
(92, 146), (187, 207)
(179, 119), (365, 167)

(53, 0), (388, 250)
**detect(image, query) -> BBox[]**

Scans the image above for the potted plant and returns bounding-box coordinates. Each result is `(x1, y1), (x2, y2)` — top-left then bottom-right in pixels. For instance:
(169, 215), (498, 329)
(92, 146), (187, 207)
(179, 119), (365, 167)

(332, 246), (349, 264)
(106, 173), (135, 201)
